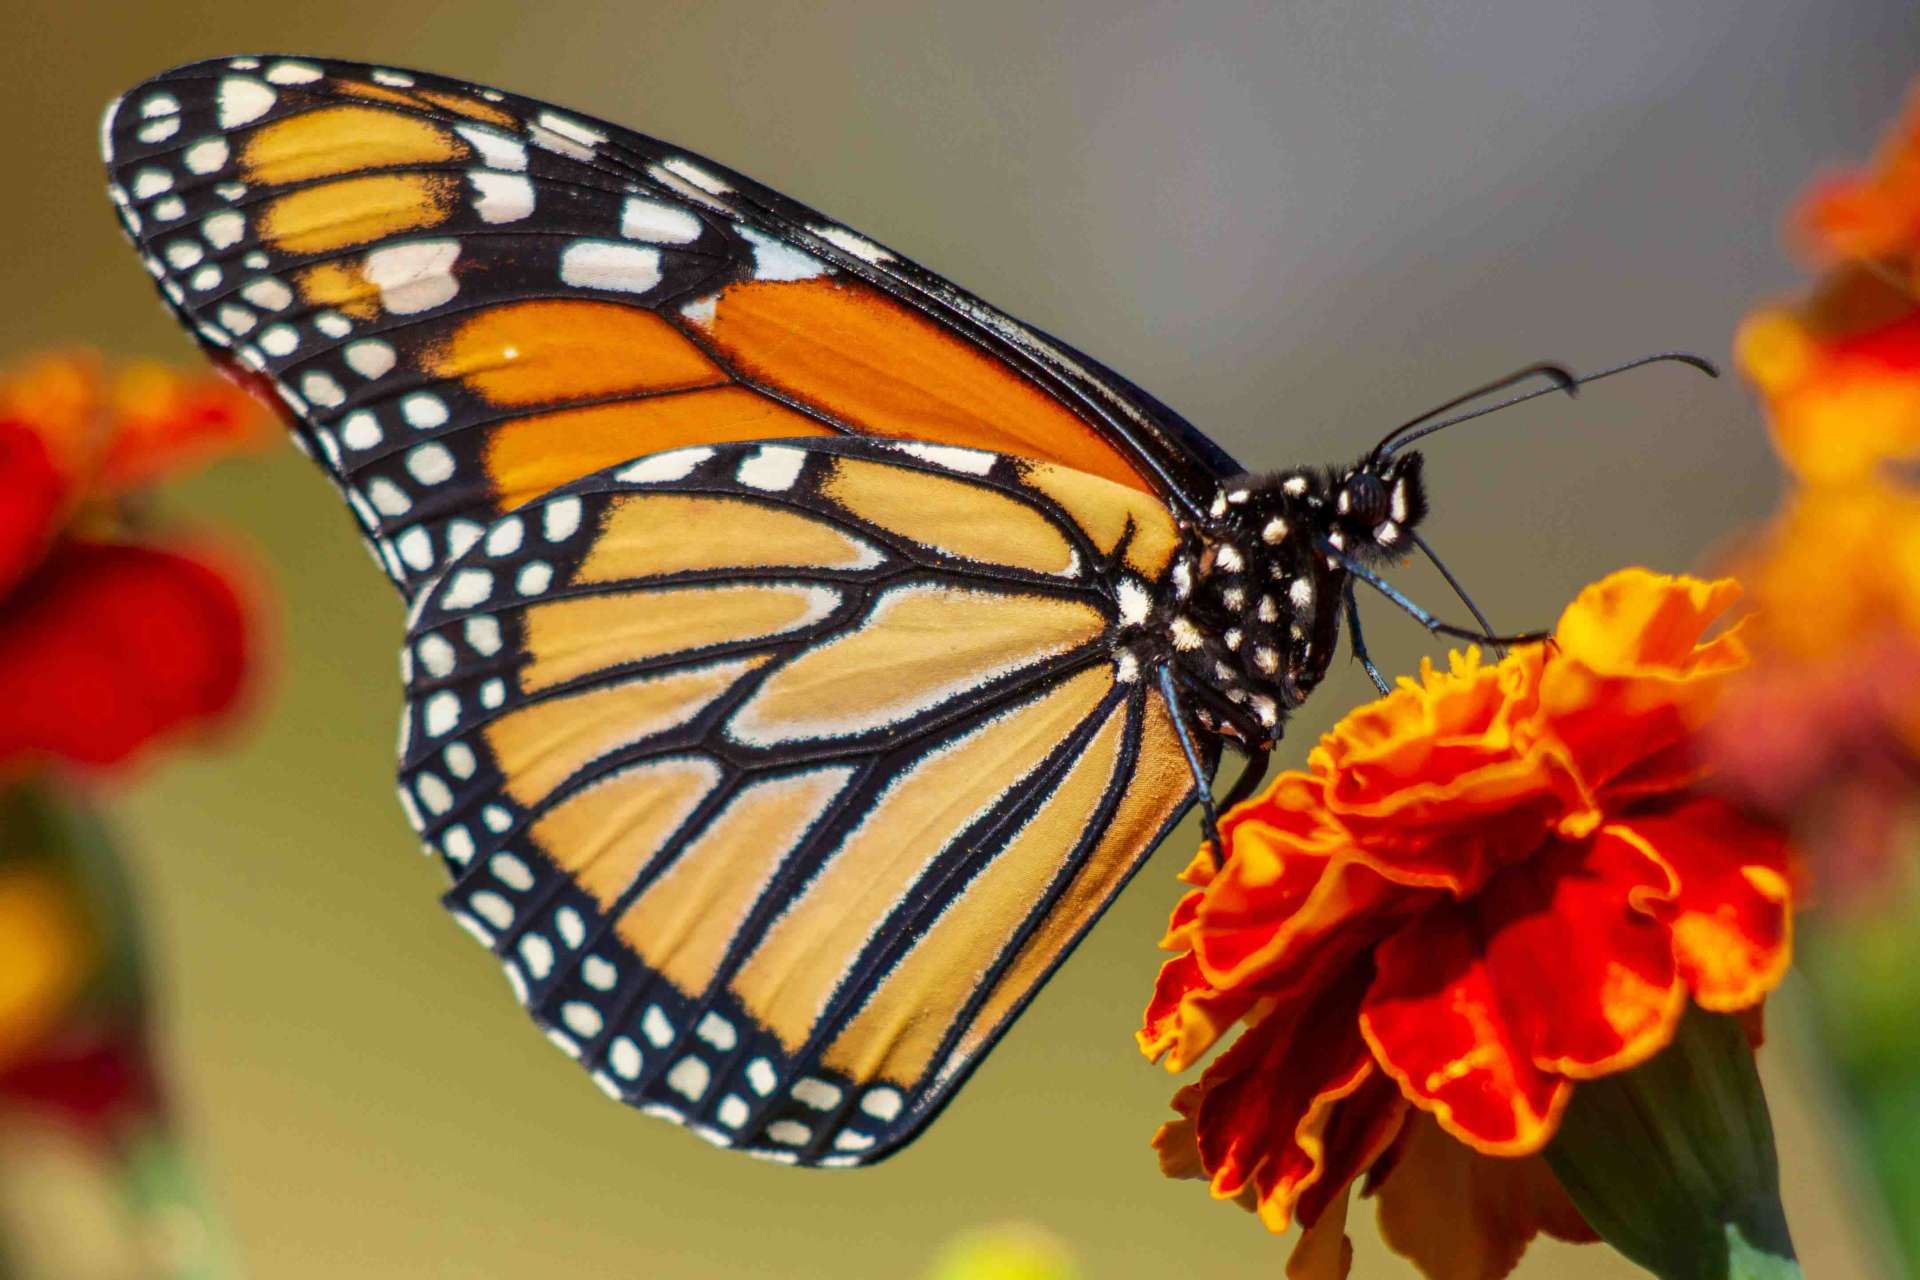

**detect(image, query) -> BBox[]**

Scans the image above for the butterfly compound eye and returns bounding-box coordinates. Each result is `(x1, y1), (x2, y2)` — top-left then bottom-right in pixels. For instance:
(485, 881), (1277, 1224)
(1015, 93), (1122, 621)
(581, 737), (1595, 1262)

(1344, 473), (1389, 526)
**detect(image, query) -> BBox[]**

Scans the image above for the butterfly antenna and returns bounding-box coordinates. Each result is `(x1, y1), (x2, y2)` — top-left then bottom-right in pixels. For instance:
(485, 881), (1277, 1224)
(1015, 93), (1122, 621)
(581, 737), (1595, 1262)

(1376, 351), (1719, 458)
(1368, 362), (1578, 461)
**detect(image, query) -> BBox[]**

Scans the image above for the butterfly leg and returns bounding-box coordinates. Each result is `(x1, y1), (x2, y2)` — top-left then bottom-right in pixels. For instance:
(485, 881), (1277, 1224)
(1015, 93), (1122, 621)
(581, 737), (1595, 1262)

(1325, 543), (1548, 647)
(1343, 583), (1392, 695)
(1157, 664), (1226, 867)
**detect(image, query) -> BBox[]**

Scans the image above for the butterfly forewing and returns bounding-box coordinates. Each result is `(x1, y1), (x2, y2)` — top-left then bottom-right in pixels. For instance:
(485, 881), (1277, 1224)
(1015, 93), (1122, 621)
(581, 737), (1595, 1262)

(102, 55), (1241, 602)
(397, 437), (1200, 1163)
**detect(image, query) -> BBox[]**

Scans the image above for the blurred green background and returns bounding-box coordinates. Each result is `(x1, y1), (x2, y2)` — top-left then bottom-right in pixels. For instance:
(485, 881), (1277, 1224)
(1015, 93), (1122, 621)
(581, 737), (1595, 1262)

(4, 1), (1914, 1275)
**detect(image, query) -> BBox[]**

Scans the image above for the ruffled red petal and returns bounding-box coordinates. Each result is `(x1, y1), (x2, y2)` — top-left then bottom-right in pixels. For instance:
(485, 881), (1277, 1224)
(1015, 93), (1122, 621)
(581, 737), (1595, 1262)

(1188, 965), (1398, 1233)
(1613, 798), (1794, 1012)
(1481, 831), (1685, 1079)
(1361, 904), (1571, 1156)
(0, 541), (248, 770)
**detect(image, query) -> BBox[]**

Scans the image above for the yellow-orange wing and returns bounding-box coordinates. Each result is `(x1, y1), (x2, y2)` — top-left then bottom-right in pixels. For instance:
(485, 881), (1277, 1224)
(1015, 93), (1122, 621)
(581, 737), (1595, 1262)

(396, 437), (1202, 1163)
(101, 55), (1243, 601)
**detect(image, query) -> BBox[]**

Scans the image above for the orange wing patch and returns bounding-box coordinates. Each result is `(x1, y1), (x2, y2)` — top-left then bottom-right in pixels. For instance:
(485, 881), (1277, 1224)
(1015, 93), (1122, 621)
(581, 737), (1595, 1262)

(518, 582), (840, 693)
(483, 391), (834, 513)
(530, 756), (721, 910)
(577, 493), (882, 583)
(685, 277), (1155, 494)
(426, 300), (726, 408)
(259, 173), (457, 254)
(485, 656), (763, 807)
(820, 456), (1079, 576)
(240, 105), (464, 185)
(1019, 459), (1184, 578)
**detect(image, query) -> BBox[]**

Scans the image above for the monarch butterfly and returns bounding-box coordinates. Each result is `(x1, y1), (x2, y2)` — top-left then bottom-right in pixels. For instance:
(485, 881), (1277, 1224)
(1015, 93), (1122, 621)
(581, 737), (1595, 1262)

(100, 56), (1706, 1167)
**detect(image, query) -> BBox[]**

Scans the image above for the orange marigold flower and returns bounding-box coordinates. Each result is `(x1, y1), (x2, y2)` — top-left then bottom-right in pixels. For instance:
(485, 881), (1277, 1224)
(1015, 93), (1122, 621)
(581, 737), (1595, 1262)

(0, 353), (269, 774)
(1141, 569), (1795, 1279)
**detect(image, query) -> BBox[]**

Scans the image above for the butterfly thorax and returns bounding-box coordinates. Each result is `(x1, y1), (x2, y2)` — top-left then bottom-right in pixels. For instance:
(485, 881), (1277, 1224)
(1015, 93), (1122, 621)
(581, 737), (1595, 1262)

(1124, 452), (1429, 750)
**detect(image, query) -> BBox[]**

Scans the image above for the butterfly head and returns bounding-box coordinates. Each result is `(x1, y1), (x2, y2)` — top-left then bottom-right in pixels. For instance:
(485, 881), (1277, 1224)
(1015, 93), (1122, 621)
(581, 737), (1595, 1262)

(1330, 449), (1428, 561)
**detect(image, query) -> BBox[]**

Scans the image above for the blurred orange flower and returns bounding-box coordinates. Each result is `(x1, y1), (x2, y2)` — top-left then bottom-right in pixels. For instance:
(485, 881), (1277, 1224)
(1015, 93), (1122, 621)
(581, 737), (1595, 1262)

(1141, 569), (1795, 1279)
(1737, 87), (1920, 484)
(0, 353), (268, 774)
(1721, 84), (1920, 903)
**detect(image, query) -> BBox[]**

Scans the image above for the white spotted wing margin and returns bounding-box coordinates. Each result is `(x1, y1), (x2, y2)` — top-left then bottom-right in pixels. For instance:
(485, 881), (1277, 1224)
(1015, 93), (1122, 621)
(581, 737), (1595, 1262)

(393, 436), (1210, 1165)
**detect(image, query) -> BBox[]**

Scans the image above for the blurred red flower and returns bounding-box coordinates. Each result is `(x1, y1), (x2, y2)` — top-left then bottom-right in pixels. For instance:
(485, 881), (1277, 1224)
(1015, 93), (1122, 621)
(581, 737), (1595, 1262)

(1141, 570), (1795, 1279)
(0, 353), (268, 774)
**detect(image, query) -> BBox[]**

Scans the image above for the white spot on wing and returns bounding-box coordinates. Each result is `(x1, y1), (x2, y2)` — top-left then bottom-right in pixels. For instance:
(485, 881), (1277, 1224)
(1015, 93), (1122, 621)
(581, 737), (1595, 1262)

(201, 210), (245, 249)
(617, 446), (712, 484)
(737, 225), (827, 282)
(365, 239), (461, 315)
(543, 497), (583, 541)
(662, 157), (731, 194)
(811, 224), (892, 263)
(264, 60), (324, 85)
(667, 1057), (710, 1101)
(344, 340), (396, 380)
(558, 240), (661, 294)
(182, 137), (230, 175)
(455, 125), (527, 171)
(217, 76), (276, 127)
(890, 442), (994, 474)
(736, 445), (806, 491)
(468, 171), (535, 223)
(538, 111), (605, 147)
(620, 197), (702, 244)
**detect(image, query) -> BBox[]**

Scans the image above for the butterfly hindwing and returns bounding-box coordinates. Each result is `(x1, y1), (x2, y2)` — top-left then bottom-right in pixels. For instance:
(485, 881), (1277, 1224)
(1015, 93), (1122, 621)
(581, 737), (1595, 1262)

(102, 55), (1242, 603)
(396, 436), (1203, 1163)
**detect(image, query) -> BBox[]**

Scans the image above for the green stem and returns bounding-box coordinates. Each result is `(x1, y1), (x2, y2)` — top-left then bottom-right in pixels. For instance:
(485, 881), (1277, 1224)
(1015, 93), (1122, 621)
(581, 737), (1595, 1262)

(1545, 1006), (1799, 1280)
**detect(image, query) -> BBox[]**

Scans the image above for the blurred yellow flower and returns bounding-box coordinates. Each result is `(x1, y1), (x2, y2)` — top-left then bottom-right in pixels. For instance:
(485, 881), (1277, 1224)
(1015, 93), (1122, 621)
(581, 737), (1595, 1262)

(924, 1222), (1080, 1280)
(0, 864), (91, 1075)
